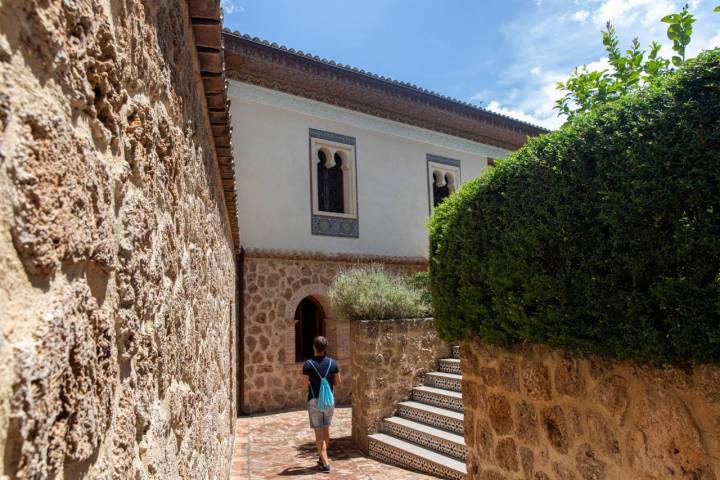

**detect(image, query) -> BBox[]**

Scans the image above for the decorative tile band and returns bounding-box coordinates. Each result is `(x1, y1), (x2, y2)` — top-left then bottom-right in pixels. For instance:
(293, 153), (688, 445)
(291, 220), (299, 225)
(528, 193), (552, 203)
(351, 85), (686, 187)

(381, 422), (467, 461)
(412, 389), (464, 413)
(369, 438), (465, 480)
(451, 345), (460, 359)
(311, 214), (359, 238)
(425, 374), (462, 393)
(397, 405), (464, 435)
(438, 359), (462, 375)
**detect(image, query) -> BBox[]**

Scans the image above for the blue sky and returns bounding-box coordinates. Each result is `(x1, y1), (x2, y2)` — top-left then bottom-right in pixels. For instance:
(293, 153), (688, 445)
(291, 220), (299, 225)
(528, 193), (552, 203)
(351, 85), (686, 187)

(222, 0), (720, 129)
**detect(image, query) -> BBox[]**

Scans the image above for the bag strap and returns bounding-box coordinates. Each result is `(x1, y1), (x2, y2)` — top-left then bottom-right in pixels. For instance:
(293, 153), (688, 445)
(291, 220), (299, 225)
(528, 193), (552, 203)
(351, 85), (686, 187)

(310, 359), (332, 379)
(308, 361), (319, 399)
(325, 359), (333, 378)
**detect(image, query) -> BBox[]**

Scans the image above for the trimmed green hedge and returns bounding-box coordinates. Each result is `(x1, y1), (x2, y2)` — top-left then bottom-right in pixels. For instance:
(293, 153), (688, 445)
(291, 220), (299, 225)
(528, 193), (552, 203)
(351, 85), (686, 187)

(429, 49), (720, 366)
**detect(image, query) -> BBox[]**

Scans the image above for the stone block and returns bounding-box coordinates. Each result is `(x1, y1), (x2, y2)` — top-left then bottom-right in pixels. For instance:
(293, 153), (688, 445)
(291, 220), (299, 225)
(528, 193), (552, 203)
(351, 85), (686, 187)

(488, 394), (514, 435)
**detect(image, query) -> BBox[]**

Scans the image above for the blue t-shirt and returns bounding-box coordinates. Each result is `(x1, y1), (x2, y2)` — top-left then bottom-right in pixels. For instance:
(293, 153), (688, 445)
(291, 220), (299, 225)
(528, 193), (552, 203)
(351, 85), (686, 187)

(302, 355), (340, 401)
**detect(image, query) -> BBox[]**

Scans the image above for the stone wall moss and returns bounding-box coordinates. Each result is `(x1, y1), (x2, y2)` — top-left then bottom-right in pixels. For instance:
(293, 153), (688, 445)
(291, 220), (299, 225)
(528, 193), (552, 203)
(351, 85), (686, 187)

(429, 49), (720, 366)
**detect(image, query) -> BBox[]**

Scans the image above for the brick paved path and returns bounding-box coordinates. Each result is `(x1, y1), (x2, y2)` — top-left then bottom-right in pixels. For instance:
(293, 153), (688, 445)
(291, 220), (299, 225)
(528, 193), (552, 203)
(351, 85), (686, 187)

(230, 405), (439, 479)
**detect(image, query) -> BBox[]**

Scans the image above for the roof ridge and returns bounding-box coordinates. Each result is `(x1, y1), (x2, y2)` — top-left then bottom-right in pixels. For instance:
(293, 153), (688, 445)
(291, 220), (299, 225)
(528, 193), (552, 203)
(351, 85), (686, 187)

(221, 28), (547, 132)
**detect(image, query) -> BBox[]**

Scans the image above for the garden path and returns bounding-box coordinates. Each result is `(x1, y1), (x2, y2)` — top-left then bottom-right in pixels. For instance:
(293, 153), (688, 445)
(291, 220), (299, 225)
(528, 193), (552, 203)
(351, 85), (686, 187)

(230, 405), (439, 479)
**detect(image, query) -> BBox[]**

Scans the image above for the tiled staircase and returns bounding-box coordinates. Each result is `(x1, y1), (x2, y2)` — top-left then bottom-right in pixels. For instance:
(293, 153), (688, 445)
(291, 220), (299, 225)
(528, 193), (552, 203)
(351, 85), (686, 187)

(368, 345), (466, 479)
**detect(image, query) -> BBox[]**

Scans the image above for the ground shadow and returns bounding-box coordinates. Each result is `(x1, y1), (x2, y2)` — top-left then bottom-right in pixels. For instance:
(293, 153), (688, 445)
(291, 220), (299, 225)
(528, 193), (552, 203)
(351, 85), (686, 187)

(276, 466), (322, 476)
(295, 435), (368, 462)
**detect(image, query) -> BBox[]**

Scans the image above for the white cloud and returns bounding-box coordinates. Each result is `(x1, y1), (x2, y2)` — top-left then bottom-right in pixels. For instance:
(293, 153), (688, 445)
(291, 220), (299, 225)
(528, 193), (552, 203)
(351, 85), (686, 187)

(568, 9), (590, 23)
(487, 100), (565, 130)
(585, 56), (612, 72)
(708, 30), (720, 49)
(592, 0), (675, 28)
(221, 0), (244, 15)
(474, 0), (719, 133)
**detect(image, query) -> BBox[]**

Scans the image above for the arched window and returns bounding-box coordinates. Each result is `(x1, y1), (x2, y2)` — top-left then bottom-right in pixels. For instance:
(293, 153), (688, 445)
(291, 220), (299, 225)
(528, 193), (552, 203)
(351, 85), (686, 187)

(427, 154), (461, 213)
(294, 296), (326, 362)
(317, 150), (344, 213)
(309, 130), (358, 238)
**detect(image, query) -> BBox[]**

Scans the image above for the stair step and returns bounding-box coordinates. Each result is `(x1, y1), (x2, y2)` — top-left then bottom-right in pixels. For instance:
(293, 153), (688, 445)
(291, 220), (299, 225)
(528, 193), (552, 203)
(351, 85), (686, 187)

(424, 372), (462, 392)
(451, 345), (460, 359)
(396, 401), (464, 435)
(369, 433), (466, 480)
(381, 416), (467, 461)
(412, 385), (463, 413)
(438, 358), (461, 375)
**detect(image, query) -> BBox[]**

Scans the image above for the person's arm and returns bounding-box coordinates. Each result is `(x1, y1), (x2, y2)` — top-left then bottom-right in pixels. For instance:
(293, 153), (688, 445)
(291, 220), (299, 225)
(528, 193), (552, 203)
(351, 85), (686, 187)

(333, 360), (342, 385)
(302, 361), (311, 392)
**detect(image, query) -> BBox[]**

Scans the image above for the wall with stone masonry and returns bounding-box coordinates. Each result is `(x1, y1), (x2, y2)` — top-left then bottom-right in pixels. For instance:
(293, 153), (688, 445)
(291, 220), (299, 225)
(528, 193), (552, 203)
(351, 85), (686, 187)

(242, 252), (425, 413)
(461, 339), (720, 480)
(350, 318), (449, 454)
(0, 1), (236, 478)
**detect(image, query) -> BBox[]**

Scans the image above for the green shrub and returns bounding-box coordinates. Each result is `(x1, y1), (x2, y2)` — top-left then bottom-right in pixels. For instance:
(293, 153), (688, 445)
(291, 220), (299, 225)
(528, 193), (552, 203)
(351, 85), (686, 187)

(403, 271), (433, 306)
(329, 266), (432, 321)
(429, 50), (720, 366)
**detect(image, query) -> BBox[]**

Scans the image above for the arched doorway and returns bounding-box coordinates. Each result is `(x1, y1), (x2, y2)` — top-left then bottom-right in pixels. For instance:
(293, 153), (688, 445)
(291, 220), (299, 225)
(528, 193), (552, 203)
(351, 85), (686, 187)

(294, 296), (326, 362)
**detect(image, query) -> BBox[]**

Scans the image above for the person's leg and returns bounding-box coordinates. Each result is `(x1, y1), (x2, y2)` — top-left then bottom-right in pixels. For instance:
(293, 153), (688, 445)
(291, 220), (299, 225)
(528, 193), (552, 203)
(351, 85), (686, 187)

(314, 428), (329, 465)
(320, 407), (333, 464)
(308, 400), (329, 466)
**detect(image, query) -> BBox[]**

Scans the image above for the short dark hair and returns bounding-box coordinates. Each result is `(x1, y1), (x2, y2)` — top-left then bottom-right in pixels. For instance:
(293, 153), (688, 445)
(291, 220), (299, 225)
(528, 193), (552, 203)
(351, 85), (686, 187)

(313, 336), (328, 353)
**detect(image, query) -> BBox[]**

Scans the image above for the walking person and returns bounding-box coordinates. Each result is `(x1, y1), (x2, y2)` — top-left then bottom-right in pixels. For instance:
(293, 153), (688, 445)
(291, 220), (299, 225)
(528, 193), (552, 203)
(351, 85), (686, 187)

(302, 336), (341, 473)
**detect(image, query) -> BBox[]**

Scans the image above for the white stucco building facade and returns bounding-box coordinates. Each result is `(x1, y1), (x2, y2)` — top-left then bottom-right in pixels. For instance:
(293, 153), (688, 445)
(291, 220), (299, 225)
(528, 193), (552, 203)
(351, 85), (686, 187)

(223, 32), (545, 413)
(230, 82), (509, 258)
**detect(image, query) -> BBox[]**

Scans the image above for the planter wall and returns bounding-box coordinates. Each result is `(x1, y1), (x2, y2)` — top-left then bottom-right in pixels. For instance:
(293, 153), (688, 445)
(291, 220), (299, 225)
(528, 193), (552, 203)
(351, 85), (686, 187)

(350, 318), (449, 454)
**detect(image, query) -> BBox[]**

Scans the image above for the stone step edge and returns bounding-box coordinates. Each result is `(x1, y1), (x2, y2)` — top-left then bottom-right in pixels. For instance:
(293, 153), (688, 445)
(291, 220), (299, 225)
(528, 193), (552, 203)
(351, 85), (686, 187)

(397, 400), (464, 420)
(396, 400), (465, 434)
(424, 371), (463, 393)
(382, 416), (466, 447)
(438, 358), (462, 374)
(368, 432), (467, 477)
(450, 345), (460, 359)
(439, 358), (460, 364)
(413, 385), (462, 398)
(412, 386), (464, 413)
(425, 371), (463, 381)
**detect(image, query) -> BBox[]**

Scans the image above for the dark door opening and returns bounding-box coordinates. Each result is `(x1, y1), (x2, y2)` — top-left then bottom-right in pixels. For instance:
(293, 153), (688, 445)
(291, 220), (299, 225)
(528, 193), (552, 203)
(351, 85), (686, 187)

(294, 297), (325, 362)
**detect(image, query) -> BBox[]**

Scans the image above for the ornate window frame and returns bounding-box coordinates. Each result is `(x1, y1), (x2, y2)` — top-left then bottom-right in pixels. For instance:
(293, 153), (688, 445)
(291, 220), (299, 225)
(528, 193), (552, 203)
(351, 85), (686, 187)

(309, 128), (359, 237)
(427, 154), (461, 214)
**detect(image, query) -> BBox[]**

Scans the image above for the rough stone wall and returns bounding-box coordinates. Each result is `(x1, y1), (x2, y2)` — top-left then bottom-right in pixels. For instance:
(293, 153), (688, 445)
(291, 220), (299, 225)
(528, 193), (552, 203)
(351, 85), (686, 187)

(242, 255), (424, 413)
(350, 318), (449, 454)
(462, 339), (720, 480)
(0, 1), (236, 479)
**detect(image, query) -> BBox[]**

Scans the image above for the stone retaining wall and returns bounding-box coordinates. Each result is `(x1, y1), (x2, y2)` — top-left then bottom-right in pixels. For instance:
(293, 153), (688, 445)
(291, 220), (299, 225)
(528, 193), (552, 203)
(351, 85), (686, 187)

(241, 254), (424, 413)
(351, 318), (449, 454)
(0, 1), (236, 478)
(462, 339), (720, 480)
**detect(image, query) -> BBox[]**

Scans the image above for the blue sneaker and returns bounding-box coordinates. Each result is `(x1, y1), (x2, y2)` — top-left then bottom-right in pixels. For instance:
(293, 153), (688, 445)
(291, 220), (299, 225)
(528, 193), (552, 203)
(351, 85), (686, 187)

(319, 464), (331, 473)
